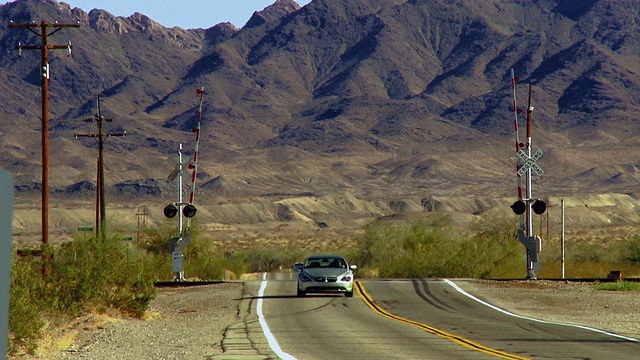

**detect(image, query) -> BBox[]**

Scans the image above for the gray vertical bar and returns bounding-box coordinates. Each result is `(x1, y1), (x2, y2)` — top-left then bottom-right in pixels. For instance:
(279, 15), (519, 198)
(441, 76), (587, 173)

(0, 170), (15, 359)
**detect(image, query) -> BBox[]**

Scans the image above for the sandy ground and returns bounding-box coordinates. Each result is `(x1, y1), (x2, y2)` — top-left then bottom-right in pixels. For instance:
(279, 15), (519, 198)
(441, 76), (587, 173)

(11, 278), (640, 359)
(14, 283), (244, 360)
(458, 279), (640, 340)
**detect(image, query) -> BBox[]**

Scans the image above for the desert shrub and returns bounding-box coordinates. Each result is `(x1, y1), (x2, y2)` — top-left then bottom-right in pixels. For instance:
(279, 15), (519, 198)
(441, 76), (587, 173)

(536, 235), (640, 278)
(451, 215), (523, 278)
(52, 234), (158, 316)
(246, 245), (288, 272)
(351, 219), (402, 271)
(7, 255), (45, 356)
(620, 236), (640, 264)
(182, 234), (226, 280)
(221, 251), (250, 278)
(139, 222), (178, 255)
(353, 214), (528, 279)
(568, 241), (613, 263)
(593, 281), (640, 291)
(353, 214), (463, 278)
(9, 232), (161, 355)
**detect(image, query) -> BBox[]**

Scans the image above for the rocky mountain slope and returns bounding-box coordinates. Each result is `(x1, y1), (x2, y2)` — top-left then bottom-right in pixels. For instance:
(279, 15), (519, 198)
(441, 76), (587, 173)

(2, 0), (640, 234)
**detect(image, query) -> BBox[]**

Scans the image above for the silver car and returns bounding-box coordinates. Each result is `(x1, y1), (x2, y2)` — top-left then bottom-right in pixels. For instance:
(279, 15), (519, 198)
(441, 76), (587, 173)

(296, 255), (357, 297)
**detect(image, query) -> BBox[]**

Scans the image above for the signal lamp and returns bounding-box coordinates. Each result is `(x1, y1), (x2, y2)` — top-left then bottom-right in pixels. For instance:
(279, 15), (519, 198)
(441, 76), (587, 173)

(510, 200), (526, 215)
(183, 204), (198, 218)
(164, 204), (178, 218)
(532, 200), (547, 215)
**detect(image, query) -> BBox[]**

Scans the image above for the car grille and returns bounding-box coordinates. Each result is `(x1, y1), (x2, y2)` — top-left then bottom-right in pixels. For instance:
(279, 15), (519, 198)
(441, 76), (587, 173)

(314, 276), (338, 282)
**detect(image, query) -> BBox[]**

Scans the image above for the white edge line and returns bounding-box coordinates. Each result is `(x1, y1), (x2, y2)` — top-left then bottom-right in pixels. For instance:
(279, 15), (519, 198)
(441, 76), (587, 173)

(257, 273), (297, 360)
(444, 279), (640, 342)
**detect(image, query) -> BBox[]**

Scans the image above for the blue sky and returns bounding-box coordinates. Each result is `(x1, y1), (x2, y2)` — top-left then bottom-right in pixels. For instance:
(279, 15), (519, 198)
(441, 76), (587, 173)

(59, 0), (313, 29)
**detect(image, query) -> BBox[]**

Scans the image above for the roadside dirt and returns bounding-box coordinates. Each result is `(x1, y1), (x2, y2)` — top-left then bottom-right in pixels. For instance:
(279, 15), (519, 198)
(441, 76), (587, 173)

(16, 282), (244, 359)
(12, 279), (640, 359)
(458, 279), (640, 340)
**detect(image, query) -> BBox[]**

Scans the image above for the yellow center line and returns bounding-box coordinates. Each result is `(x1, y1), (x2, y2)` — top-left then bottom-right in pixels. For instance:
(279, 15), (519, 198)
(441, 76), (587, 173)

(355, 281), (530, 360)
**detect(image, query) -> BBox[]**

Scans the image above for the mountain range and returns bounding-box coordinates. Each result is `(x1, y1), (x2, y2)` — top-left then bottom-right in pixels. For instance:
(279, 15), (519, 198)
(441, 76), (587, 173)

(2, 0), (640, 231)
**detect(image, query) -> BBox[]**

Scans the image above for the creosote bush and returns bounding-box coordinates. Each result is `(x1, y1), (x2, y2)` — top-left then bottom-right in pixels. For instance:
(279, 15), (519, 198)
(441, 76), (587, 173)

(593, 281), (640, 291)
(7, 221), (233, 356)
(8, 233), (161, 356)
(8, 256), (44, 356)
(537, 234), (640, 278)
(352, 213), (526, 279)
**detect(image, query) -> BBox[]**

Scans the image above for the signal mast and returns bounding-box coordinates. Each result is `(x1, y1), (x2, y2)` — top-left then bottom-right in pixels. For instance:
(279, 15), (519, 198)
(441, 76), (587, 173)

(509, 70), (546, 279)
(163, 87), (205, 281)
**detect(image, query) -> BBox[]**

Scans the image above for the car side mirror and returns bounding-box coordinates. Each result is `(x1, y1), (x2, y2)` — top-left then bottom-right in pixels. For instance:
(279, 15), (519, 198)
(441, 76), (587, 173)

(350, 264), (357, 270)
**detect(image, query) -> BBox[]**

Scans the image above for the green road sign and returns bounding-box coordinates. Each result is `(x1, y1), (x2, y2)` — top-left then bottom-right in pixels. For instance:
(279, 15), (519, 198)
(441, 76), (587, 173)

(123, 237), (133, 241)
(78, 227), (94, 232)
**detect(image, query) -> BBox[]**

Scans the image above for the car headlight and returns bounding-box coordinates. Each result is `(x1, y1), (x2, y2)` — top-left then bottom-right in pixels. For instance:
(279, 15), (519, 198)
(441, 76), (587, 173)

(299, 272), (313, 282)
(340, 273), (353, 282)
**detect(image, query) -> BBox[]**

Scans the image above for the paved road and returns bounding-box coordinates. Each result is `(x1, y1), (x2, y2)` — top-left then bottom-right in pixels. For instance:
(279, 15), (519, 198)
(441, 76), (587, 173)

(226, 274), (640, 359)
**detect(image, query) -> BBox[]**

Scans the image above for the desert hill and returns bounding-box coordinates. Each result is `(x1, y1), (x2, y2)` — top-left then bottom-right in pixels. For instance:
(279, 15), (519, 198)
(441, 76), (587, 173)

(2, 0), (640, 244)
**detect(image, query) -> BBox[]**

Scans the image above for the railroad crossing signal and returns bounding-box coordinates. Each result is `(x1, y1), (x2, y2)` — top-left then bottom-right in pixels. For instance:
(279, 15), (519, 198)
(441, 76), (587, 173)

(518, 229), (541, 269)
(163, 203), (197, 219)
(517, 149), (543, 176)
(511, 199), (546, 215)
(511, 200), (526, 215)
(532, 200), (547, 214)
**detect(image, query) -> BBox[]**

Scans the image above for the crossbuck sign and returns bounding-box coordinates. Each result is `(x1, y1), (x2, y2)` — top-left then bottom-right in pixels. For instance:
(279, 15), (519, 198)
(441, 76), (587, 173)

(517, 149), (544, 176)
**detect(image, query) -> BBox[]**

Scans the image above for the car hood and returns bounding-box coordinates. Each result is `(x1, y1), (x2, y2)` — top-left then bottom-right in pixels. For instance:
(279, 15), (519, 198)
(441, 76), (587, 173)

(302, 268), (351, 277)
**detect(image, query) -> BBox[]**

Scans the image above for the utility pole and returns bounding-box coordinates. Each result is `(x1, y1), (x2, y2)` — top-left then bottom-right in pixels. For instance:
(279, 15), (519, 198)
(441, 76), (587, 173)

(136, 208), (148, 242)
(9, 20), (79, 274)
(561, 199), (565, 279)
(74, 95), (126, 240)
(539, 201), (551, 244)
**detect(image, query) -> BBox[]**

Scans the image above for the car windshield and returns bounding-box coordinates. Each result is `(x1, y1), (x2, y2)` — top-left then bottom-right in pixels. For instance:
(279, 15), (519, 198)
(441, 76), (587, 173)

(304, 257), (347, 269)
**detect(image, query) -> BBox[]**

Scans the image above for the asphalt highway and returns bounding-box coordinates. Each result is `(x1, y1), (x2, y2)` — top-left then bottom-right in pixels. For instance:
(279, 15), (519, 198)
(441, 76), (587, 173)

(232, 273), (640, 359)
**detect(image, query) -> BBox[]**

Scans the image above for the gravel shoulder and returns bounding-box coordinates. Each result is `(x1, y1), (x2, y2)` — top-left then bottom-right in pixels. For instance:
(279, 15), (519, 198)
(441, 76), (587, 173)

(456, 279), (640, 340)
(14, 279), (640, 359)
(17, 282), (244, 359)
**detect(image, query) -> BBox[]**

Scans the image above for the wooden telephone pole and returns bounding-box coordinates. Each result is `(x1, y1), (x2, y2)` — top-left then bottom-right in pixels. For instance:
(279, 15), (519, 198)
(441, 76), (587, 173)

(75, 95), (126, 240)
(136, 208), (148, 243)
(9, 20), (79, 273)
